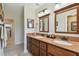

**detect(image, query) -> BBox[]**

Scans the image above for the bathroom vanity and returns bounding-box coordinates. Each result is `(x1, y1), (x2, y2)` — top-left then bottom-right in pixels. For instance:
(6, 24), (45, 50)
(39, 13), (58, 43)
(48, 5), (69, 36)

(27, 33), (79, 56)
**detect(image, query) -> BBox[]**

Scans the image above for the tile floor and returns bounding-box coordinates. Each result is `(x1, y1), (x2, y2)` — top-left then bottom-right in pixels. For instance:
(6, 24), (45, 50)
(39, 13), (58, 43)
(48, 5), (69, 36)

(4, 44), (32, 56)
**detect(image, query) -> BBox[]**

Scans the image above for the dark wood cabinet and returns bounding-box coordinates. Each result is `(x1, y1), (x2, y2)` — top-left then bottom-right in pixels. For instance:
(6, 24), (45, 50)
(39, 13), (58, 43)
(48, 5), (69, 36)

(31, 38), (40, 56)
(31, 44), (39, 56)
(27, 36), (47, 56)
(40, 49), (47, 56)
(40, 41), (47, 56)
(48, 44), (76, 56)
(40, 41), (47, 51)
(27, 36), (40, 56)
(32, 39), (39, 47)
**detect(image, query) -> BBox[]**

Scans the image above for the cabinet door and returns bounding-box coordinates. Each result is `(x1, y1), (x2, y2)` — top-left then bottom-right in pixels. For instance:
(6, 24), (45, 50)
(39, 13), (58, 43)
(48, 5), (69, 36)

(48, 44), (76, 56)
(40, 49), (47, 56)
(32, 44), (39, 56)
(27, 37), (32, 53)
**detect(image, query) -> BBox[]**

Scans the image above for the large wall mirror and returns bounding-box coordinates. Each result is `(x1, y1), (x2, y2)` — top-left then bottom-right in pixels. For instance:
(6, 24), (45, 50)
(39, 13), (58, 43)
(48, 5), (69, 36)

(55, 3), (79, 34)
(39, 14), (49, 32)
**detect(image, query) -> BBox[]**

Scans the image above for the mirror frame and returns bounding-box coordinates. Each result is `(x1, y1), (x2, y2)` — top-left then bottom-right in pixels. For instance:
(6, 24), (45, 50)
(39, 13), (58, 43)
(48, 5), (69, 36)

(54, 3), (79, 34)
(39, 14), (49, 32)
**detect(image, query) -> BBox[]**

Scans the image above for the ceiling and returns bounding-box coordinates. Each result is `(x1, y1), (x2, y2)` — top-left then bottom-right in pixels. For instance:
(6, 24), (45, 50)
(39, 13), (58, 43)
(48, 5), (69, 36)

(3, 3), (45, 9)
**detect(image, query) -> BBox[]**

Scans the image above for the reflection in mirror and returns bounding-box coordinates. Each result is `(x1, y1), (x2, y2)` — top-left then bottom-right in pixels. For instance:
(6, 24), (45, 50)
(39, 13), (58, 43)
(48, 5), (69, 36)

(67, 15), (77, 32)
(39, 19), (43, 31)
(39, 14), (49, 32)
(56, 9), (77, 33)
(43, 17), (49, 31)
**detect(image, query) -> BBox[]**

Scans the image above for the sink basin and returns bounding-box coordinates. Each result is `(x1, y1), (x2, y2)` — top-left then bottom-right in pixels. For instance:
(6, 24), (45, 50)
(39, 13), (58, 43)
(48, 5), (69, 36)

(53, 40), (72, 46)
(35, 36), (44, 38)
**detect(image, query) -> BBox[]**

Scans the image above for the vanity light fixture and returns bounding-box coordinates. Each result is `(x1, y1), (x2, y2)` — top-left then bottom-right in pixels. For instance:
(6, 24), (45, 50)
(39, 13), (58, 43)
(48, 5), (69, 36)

(45, 9), (50, 14)
(38, 9), (50, 17)
(55, 3), (61, 10)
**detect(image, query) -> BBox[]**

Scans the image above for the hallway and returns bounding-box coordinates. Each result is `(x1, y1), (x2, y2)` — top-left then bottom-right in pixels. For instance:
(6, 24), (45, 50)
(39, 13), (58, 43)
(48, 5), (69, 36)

(4, 44), (31, 56)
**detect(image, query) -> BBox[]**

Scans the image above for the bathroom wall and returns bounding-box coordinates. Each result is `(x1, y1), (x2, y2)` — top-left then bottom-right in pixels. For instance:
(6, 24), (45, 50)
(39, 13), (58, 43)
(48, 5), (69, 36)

(3, 3), (24, 45)
(24, 4), (38, 53)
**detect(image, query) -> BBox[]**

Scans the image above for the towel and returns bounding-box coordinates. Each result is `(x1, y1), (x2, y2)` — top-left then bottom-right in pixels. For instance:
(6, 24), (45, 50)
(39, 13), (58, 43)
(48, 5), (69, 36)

(4, 26), (8, 47)
(4, 24), (12, 47)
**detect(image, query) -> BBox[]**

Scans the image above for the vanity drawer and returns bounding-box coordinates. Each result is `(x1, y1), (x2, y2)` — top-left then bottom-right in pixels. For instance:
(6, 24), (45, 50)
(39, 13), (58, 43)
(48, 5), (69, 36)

(32, 39), (39, 47)
(48, 44), (76, 56)
(40, 41), (47, 51)
(40, 49), (47, 56)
